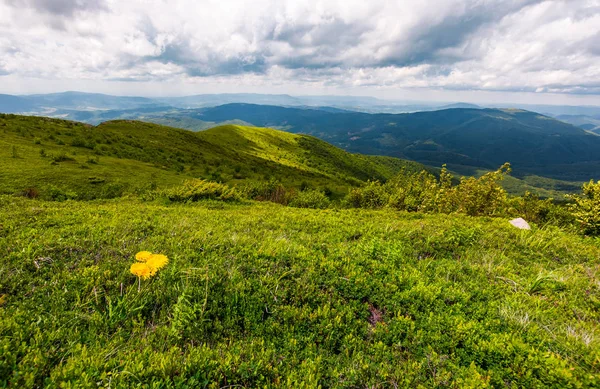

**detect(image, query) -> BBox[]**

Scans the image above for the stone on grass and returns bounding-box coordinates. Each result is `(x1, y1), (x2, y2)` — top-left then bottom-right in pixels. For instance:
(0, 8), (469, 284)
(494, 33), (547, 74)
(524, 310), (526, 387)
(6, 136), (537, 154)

(509, 218), (531, 230)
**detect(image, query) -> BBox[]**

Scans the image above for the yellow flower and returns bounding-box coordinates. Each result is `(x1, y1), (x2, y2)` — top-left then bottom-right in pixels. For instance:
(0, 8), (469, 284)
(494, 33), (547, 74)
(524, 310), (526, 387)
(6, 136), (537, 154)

(146, 254), (169, 271)
(135, 251), (153, 262)
(130, 262), (154, 280)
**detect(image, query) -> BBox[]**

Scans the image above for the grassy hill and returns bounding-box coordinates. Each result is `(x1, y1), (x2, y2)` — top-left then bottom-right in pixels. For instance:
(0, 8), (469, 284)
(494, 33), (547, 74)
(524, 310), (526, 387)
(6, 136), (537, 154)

(1, 196), (599, 387)
(0, 114), (425, 200)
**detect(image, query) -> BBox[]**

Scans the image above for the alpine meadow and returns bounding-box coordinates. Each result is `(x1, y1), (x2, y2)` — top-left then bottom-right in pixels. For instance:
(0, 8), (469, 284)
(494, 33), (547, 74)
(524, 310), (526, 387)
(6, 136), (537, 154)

(1, 0), (600, 388)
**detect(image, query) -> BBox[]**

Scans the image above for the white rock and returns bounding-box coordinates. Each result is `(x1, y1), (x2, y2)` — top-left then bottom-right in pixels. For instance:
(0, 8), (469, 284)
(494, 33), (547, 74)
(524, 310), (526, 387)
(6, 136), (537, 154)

(509, 218), (531, 230)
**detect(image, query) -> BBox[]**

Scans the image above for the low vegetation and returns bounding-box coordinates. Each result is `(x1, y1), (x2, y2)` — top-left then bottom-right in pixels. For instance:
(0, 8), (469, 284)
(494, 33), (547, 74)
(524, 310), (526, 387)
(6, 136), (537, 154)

(0, 114), (584, 202)
(1, 196), (599, 387)
(345, 164), (577, 229)
(569, 180), (600, 236)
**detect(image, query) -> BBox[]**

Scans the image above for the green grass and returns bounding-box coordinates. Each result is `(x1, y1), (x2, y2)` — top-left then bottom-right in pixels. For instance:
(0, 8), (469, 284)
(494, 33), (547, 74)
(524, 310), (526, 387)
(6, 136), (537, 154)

(0, 115), (425, 199)
(0, 196), (599, 387)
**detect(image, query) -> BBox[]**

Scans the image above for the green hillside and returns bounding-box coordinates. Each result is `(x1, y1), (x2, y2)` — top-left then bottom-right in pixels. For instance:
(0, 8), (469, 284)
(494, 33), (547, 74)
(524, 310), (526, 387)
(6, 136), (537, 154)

(0, 114), (424, 200)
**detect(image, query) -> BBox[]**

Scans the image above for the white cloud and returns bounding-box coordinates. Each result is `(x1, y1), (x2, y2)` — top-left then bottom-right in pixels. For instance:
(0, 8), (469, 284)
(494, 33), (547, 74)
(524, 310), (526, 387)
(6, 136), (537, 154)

(0, 0), (599, 101)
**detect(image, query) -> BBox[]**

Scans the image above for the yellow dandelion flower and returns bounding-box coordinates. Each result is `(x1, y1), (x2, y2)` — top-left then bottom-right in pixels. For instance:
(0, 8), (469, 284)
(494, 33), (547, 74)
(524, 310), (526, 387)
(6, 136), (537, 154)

(135, 251), (153, 262)
(130, 262), (153, 280)
(146, 254), (169, 271)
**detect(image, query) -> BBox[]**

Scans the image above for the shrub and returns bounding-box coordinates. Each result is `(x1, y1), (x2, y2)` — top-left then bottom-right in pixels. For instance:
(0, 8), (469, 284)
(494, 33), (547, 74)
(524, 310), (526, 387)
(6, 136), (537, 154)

(347, 181), (390, 208)
(21, 187), (40, 199)
(51, 153), (75, 163)
(506, 192), (573, 227)
(101, 182), (127, 199)
(70, 137), (95, 149)
(450, 163), (511, 216)
(387, 170), (439, 212)
(568, 180), (600, 236)
(289, 189), (330, 209)
(46, 185), (78, 201)
(345, 164), (513, 217)
(241, 179), (295, 205)
(166, 179), (240, 202)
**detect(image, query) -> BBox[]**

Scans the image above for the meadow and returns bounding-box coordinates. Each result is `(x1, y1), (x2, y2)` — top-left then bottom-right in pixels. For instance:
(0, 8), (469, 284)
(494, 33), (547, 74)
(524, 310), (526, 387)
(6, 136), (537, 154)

(1, 196), (599, 388)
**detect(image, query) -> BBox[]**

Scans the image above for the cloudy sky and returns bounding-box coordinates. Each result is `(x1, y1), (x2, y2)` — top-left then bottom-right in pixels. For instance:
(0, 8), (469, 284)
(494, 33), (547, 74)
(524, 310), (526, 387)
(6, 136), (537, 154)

(1, 0), (599, 104)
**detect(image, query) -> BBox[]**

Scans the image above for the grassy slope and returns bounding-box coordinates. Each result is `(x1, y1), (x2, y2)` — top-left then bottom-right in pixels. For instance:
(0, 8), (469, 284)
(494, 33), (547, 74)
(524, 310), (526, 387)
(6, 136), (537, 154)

(141, 116), (253, 132)
(0, 115), (424, 199)
(0, 123), (187, 199)
(0, 197), (599, 387)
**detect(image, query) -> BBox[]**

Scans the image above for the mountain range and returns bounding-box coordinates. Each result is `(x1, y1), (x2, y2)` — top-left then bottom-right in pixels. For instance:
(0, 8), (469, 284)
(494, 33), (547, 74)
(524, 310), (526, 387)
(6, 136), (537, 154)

(1, 92), (600, 183)
(171, 103), (600, 181)
(4, 91), (600, 116)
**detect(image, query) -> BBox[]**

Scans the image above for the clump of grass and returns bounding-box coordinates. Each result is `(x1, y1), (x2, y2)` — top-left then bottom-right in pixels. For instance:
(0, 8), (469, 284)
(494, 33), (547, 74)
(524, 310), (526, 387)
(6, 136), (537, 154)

(528, 272), (564, 295)
(164, 179), (241, 202)
(50, 153), (75, 163)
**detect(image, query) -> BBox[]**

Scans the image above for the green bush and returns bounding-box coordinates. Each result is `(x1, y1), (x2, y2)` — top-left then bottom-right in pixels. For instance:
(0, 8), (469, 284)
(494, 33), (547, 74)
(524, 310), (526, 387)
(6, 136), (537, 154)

(507, 192), (574, 227)
(50, 153), (75, 163)
(569, 180), (600, 236)
(387, 170), (439, 212)
(451, 163), (511, 216)
(241, 179), (295, 205)
(346, 164), (512, 217)
(346, 180), (390, 208)
(289, 189), (331, 209)
(100, 182), (127, 199)
(45, 185), (78, 201)
(165, 179), (240, 202)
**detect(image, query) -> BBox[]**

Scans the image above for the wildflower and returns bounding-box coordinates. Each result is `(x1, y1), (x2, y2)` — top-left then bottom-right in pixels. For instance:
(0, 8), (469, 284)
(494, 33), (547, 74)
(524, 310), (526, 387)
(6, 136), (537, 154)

(135, 251), (153, 262)
(130, 251), (169, 291)
(146, 254), (169, 271)
(130, 262), (153, 280)
(130, 262), (154, 292)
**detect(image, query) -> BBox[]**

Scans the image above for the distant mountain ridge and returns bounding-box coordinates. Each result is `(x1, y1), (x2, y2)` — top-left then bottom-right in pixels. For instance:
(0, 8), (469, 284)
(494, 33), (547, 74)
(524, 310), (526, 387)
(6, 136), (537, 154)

(192, 104), (600, 181)
(2, 90), (600, 116)
(2, 92), (600, 181)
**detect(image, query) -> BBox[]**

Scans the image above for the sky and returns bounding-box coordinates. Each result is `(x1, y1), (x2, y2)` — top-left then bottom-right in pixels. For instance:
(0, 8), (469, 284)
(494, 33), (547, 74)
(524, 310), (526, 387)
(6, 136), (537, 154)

(1, 0), (600, 105)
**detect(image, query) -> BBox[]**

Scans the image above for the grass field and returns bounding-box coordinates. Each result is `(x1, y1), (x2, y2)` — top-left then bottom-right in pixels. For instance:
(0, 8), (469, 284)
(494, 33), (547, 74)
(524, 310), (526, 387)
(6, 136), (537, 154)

(1, 196), (599, 387)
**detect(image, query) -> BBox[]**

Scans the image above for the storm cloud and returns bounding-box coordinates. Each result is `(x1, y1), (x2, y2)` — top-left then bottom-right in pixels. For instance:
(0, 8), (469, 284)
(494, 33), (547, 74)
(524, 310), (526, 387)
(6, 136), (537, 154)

(0, 0), (599, 98)
(7, 0), (107, 16)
